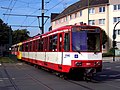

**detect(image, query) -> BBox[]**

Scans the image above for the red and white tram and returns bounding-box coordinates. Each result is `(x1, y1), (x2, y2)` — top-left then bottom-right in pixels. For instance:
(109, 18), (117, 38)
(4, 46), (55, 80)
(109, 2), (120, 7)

(11, 25), (102, 77)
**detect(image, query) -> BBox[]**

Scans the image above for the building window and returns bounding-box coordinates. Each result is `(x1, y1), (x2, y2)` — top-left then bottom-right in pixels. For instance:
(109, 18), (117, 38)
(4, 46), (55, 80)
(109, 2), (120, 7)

(89, 8), (95, 14)
(113, 4), (120, 10)
(113, 17), (120, 23)
(75, 13), (77, 18)
(88, 20), (95, 25)
(80, 10), (82, 16)
(59, 19), (61, 23)
(115, 29), (120, 35)
(99, 7), (105, 12)
(119, 5), (120, 9)
(66, 16), (68, 21)
(55, 21), (58, 25)
(99, 19), (105, 25)
(118, 30), (120, 35)
(114, 5), (117, 10)
(70, 15), (72, 20)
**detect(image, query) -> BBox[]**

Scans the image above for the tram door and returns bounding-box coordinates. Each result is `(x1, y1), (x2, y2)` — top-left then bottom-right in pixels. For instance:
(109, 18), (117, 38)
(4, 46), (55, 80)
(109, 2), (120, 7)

(58, 33), (64, 65)
(44, 37), (48, 62)
(58, 32), (70, 65)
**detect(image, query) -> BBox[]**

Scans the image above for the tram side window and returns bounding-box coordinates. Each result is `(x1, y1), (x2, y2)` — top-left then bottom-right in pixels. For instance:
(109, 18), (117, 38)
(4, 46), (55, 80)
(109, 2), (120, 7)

(29, 42), (32, 51)
(11, 47), (13, 51)
(15, 46), (18, 52)
(59, 33), (62, 51)
(33, 41), (35, 51)
(15, 46), (17, 52)
(19, 45), (22, 51)
(25, 43), (28, 52)
(11, 47), (14, 52)
(46, 38), (48, 51)
(49, 36), (53, 51)
(38, 39), (43, 51)
(52, 35), (58, 51)
(21, 45), (23, 51)
(35, 40), (38, 51)
(33, 40), (38, 51)
(22, 44), (24, 51)
(64, 33), (70, 51)
(49, 35), (57, 51)
(43, 37), (48, 51)
(36, 40), (39, 51)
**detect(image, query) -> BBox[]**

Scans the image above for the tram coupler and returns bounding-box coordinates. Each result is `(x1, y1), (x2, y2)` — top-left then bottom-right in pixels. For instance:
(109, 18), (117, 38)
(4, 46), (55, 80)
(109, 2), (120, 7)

(84, 68), (96, 81)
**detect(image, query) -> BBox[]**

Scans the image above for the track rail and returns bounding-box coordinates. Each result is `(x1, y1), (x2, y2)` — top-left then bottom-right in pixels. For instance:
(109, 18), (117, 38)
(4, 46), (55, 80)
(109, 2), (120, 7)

(16, 62), (96, 90)
(67, 80), (94, 90)
(26, 73), (54, 90)
(15, 63), (54, 90)
(2, 63), (20, 90)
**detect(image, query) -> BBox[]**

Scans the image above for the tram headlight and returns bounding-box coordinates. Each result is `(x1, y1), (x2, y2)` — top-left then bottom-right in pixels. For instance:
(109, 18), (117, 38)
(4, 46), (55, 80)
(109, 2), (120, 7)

(94, 61), (101, 66)
(75, 62), (82, 66)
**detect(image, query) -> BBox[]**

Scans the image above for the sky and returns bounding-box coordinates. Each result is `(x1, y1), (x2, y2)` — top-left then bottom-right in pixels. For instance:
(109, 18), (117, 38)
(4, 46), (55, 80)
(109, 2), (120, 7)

(0, 0), (79, 36)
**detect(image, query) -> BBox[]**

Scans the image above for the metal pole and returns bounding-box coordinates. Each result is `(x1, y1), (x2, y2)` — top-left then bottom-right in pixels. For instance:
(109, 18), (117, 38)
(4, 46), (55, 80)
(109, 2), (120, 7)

(88, 0), (89, 25)
(113, 21), (120, 61)
(9, 26), (12, 58)
(42, 0), (44, 34)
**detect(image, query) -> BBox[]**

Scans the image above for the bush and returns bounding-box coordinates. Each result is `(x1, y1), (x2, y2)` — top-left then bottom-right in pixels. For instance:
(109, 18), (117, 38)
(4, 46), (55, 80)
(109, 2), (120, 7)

(102, 52), (113, 57)
(102, 48), (118, 57)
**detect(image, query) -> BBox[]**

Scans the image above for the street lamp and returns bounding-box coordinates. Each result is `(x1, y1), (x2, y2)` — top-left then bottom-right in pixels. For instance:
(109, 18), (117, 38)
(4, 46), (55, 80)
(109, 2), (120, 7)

(113, 21), (120, 61)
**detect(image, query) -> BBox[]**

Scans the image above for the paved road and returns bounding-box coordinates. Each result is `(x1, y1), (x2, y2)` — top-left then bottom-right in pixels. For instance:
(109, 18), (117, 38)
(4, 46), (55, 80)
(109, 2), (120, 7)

(0, 59), (120, 90)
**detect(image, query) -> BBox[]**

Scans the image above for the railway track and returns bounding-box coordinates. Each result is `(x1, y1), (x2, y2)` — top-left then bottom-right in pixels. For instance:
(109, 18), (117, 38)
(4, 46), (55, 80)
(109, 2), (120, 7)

(1, 62), (101, 90)
(2, 63), (20, 90)
(19, 62), (98, 90)
(67, 80), (95, 90)
(15, 62), (97, 90)
(15, 63), (54, 90)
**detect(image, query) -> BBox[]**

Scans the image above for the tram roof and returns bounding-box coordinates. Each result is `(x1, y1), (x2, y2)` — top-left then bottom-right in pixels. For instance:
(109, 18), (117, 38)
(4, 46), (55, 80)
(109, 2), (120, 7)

(21, 25), (101, 44)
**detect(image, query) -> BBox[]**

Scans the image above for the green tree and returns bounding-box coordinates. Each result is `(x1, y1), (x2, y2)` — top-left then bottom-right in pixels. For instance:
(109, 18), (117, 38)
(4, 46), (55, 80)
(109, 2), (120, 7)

(12, 29), (30, 44)
(101, 29), (107, 45)
(0, 19), (12, 44)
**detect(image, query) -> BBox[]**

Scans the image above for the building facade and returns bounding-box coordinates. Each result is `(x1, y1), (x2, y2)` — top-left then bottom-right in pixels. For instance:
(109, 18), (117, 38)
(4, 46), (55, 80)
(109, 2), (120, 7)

(51, 0), (120, 52)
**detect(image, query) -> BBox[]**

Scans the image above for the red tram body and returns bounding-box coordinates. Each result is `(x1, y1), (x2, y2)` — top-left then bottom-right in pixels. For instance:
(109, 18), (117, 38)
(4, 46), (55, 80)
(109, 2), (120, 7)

(11, 25), (102, 76)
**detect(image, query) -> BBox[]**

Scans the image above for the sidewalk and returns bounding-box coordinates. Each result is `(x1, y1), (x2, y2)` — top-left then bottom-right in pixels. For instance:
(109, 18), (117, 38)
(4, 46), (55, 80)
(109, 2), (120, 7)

(102, 57), (120, 62)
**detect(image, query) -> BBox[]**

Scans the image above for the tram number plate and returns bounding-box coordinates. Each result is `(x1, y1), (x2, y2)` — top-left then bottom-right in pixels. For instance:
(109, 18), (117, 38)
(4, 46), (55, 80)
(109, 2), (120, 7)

(86, 63), (91, 66)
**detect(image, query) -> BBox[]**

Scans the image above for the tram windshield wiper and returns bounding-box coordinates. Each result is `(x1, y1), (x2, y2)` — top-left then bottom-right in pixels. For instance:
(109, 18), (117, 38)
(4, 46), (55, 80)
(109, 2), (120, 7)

(72, 45), (81, 54)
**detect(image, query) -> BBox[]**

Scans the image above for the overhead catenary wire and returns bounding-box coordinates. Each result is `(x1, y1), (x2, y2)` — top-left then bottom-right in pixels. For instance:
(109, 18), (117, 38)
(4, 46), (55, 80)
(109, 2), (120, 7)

(45, 0), (65, 13)
(17, 0), (41, 5)
(1, 0), (71, 35)
(2, 0), (42, 30)
(18, 0), (43, 30)
(3, 14), (49, 18)
(6, 0), (18, 22)
(3, 0), (14, 20)
(10, 25), (39, 28)
(3, 0), (18, 24)
(45, 0), (52, 6)
(24, 18), (37, 29)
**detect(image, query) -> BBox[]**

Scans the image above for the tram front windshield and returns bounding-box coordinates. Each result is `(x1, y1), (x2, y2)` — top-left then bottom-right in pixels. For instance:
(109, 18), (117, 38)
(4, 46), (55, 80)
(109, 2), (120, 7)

(72, 26), (101, 52)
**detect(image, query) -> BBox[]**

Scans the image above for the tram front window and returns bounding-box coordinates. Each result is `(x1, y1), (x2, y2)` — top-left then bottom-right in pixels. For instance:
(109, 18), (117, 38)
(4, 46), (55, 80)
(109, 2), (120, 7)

(87, 33), (100, 51)
(72, 27), (100, 52)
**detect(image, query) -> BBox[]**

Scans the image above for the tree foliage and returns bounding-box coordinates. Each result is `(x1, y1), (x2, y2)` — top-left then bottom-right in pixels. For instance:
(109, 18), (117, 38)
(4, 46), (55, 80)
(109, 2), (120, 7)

(0, 19), (12, 44)
(0, 18), (30, 45)
(12, 29), (30, 44)
(101, 29), (107, 45)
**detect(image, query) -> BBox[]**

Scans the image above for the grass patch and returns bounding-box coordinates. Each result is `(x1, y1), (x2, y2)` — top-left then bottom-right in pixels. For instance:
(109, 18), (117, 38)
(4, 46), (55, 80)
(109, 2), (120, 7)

(0, 57), (15, 63)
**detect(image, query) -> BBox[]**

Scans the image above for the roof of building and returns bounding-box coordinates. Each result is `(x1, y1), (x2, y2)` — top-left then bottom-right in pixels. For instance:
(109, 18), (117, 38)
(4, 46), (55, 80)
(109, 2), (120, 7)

(52, 0), (109, 21)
